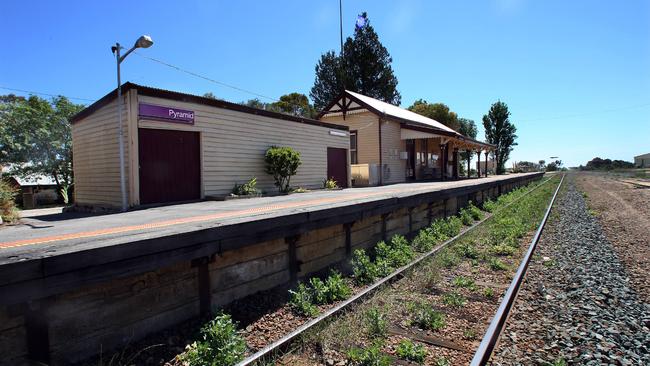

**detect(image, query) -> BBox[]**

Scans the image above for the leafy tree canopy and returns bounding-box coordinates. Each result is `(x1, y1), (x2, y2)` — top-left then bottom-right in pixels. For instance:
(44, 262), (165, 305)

(310, 12), (401, 111)
(0, 94), (84, 195)
(458, 117), (478, 165)
(458, 118), (477, 139)
(582, 157), (633, 170)
(407, 100), (460, 131)
(241, 92), (315, 118)
(267, 93), (315, 118)
(482, 101), (518, 174)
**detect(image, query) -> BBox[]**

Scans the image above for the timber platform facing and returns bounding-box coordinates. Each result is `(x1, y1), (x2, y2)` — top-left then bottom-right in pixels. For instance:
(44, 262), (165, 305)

(0, 172), (542, 365)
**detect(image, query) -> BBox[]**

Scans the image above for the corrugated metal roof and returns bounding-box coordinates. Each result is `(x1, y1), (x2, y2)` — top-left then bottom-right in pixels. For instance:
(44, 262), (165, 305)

(345, 90), (458, 135)
(1, 165), (57, 186)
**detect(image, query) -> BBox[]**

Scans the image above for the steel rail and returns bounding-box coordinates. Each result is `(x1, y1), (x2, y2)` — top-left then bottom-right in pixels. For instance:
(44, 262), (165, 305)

(470, 173), (565, 366)
(236, 175), (556, 366)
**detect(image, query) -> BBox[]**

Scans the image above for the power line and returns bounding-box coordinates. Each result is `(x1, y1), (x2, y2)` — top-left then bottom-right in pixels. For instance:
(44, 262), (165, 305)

(133, 51), (280, 102)
(0, 86), (95, 102)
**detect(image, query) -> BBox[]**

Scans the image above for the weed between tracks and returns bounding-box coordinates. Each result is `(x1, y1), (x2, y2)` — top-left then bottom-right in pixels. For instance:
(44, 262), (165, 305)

(169, 176), (560, 366)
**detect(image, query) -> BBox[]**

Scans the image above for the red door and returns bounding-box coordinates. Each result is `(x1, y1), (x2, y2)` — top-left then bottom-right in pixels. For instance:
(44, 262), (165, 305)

(139, 128), (200, 205)
(327, 147), (348, 188)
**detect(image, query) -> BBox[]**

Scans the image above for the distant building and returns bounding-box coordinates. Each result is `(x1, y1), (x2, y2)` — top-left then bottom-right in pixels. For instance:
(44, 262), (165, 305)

(635, 153), (650, 168)
(1, 166), (59, 208)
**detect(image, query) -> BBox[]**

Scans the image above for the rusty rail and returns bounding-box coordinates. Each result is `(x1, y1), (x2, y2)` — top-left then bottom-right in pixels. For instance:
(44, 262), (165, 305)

(470, 174), (565, 365)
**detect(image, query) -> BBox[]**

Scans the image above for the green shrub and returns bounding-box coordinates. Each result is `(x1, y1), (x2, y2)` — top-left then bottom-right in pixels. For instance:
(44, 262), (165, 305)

(347, 342), (391, 366)
(413, 218), (459, 252)
(442, 292), (466, 308)
(264, 146), (301, 193)
(490, 243), (517, 256)
(453, 276), (477, 291)
(442, 216), (463, 237)
(289, 283), (319, 316)
(483, 287), (494, 298)
(459, 208), (474, 226)
(324, 270), (352, 302)
(437, 250), (460, 268)
(412, 229), (437, 252)
(375, 235), (414, 269)
(292, 271), (351, 313)
(482, 199), (498, 213)
(467, 201), (483, 220)
(309, 277), (329, 305)
(488, 257), (508, 271)
(396, 339), (427, 363)
(364, 307), (388, 337)
(435, 356), (451, 366)
(455, 242), (479, 259)
(179, 313), (246, 366)
(408, 302), (446, 330)
(323, 177), (339, 189)
(352, 249), (378, 285)
(0, 180), (18, 223)
(231, 177), (260, 196)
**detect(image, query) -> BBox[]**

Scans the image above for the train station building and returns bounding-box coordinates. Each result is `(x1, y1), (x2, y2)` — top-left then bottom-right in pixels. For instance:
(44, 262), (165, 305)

(318, 90), (495, 186)
(70, 83), (351, 209)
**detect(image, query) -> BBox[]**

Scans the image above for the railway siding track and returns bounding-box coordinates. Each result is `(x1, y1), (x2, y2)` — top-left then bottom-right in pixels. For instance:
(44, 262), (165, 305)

(219, 175), (563, 366)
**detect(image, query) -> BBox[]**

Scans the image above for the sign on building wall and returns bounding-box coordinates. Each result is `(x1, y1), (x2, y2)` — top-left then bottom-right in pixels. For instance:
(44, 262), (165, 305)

(138, 103), (195, 125)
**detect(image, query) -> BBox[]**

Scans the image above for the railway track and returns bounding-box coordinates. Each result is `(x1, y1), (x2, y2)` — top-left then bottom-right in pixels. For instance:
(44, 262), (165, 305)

(231, 174), (564, 366)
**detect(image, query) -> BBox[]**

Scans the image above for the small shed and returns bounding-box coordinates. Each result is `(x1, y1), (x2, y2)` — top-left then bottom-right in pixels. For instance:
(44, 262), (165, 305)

(634, 153), (650, 168)
(70, 83), (350, 209)
(1, 166), (59, 208)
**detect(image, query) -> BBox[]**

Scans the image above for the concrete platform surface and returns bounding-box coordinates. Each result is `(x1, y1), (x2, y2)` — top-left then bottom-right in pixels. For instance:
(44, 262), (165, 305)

(0, 174), (538, 263)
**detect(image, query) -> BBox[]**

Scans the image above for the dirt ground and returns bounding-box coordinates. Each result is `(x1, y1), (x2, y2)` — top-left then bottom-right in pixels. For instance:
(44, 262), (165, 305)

(576, 172), (650, 303)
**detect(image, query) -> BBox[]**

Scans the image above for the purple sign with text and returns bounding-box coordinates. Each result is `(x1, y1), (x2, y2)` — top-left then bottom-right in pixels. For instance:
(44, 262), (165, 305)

(138, 103), (195, 124)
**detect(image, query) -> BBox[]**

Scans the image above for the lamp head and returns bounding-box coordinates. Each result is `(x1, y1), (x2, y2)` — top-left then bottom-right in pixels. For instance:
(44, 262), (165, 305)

(134, 35), (154, 49)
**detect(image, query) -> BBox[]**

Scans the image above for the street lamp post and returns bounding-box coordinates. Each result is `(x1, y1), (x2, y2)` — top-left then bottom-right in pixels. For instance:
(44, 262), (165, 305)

(111, 35), (153, 211)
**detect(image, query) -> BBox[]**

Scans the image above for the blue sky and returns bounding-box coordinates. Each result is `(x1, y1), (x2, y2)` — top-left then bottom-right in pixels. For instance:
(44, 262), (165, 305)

(1, 0), (649, 168)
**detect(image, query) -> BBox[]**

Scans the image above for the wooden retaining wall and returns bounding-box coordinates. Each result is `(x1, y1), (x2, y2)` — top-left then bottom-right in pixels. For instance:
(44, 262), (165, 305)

(0, 174), (542, 365)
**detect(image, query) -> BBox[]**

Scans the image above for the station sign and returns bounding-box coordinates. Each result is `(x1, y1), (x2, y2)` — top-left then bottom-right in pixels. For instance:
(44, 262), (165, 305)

(138, 103), (195, 125)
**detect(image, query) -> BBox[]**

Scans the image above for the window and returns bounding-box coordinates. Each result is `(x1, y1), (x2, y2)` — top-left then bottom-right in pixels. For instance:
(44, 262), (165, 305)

(350, 131), (358, 164)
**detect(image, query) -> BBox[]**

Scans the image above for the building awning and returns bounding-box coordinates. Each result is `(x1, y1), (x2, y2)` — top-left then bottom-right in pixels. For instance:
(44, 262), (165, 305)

(400, 128), (445, 140)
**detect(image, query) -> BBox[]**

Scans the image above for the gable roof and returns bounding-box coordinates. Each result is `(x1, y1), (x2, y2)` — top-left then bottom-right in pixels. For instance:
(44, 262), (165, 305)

(345, 90), (458, 135)
(70, 82), (348, 131)
(318, 90), (495, 149)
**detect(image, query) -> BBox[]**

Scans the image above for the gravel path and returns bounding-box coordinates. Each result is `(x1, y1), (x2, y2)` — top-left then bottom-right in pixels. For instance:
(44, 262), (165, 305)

(490, 175), (650, 365)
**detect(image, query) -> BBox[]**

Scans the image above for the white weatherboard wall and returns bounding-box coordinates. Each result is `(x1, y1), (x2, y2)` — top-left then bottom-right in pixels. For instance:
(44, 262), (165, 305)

(137, 95), (350, 200)
(71, 92), (131, 209)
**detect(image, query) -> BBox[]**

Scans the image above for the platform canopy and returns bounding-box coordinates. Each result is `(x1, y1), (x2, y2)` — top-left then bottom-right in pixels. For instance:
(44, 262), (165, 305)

(319, 90), (495, 151)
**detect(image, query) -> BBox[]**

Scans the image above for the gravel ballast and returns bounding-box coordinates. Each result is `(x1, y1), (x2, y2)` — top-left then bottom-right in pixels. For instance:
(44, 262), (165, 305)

(490, 175), (650, 365)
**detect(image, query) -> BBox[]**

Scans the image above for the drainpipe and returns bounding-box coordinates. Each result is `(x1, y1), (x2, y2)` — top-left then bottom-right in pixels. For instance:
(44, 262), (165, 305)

(378, 116), (383, 185)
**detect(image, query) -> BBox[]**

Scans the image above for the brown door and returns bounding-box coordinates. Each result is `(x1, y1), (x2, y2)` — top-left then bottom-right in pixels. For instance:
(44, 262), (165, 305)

(139, 128), (200, 205)
(327, 147), (348, 188)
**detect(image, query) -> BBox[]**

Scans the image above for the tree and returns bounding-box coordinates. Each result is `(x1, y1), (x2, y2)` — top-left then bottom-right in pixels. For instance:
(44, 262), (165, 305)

(310, 51), (346, 112)
(264, 146), (302, 193)
(482, 101), (517, 174)
(310, 12), (401, 111)
(407, 100), (460, 131)
(203, 92), (217, 99)
(538, 160), (546, 170)
(241, 98), (268, 110)
(268, 93), (315, 118)
(458, 118), (477, 172)
(0, 94), (84, 202)
(242, 93), (315, 119)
